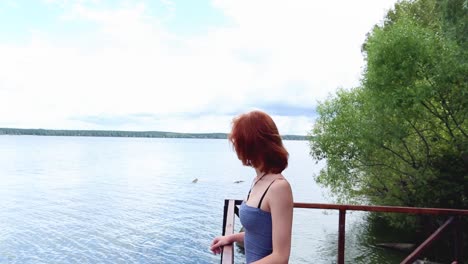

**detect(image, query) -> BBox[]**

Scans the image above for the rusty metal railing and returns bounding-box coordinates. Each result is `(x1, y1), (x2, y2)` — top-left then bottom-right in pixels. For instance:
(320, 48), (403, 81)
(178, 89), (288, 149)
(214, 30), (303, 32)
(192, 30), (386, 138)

(220, 199), (468, 264)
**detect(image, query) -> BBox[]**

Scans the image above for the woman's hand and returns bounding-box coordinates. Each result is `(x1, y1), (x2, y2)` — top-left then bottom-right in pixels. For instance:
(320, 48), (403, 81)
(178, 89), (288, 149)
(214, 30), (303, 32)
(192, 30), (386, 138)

(210, 235), (232, 255)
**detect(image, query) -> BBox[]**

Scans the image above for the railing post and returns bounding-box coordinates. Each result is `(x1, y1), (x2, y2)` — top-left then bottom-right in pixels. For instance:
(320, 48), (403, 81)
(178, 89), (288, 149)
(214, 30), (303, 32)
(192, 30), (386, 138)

(338, 209), (346, 264)
(221, 199), (235, 264)
(222, 200), (228, 236)
(453, 216), (463, 263)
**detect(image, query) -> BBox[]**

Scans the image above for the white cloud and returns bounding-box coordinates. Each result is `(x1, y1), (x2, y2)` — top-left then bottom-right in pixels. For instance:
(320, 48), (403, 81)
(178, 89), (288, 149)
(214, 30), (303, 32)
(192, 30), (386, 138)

(0, 0), (397, 134)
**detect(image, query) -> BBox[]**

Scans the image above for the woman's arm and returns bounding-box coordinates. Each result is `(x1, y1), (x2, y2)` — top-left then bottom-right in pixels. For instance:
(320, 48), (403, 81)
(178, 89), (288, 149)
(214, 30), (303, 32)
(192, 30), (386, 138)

(253, 180), (294, 264)
(210, 232), (245, 255)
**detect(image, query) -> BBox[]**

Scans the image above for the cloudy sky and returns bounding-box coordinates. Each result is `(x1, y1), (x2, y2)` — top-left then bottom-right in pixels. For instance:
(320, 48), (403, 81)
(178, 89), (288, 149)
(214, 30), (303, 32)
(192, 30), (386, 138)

(0, 0), (397, 135)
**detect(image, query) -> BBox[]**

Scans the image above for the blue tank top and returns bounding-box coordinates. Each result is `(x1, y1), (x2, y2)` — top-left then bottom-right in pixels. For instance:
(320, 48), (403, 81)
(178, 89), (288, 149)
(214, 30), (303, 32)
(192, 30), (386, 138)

(239, 179), (277, 263)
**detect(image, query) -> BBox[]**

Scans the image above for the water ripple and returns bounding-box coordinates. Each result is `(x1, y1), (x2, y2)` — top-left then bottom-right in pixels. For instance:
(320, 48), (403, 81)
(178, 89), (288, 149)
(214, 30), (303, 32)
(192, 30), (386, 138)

(0, 137), (405, 263)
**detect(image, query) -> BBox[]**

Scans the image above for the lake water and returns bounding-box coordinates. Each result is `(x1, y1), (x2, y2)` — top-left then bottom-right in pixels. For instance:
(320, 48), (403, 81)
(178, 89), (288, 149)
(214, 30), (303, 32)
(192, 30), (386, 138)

(0, 136), (404, 263)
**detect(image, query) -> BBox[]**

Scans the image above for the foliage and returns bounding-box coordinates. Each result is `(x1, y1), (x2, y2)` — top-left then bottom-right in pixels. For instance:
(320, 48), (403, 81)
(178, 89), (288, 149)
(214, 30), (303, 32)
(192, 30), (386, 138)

(310, 0), (467, 230)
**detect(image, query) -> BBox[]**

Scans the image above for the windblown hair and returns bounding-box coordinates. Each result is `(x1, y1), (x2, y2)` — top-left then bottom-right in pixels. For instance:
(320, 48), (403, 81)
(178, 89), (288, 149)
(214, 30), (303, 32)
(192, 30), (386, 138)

(229, 110), (288, 174)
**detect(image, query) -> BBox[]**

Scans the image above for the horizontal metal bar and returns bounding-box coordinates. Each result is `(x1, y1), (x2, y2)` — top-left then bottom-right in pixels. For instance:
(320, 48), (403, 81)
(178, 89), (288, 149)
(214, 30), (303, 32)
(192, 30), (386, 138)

(293, 202), (468, 215)
(227, 199), (468, 215)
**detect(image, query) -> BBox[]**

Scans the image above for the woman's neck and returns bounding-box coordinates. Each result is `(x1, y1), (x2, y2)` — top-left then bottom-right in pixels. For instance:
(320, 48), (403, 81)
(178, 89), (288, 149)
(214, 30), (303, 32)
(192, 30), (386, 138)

(255, 169), (267, 178)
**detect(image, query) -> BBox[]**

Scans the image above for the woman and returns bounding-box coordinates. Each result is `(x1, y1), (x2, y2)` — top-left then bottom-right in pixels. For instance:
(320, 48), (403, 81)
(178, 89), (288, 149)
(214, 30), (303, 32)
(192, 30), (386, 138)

(210, 110), (294, 264)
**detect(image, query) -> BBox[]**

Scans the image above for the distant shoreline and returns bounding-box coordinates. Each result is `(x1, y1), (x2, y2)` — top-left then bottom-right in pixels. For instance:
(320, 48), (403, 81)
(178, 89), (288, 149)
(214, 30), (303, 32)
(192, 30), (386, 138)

(0, 128), (310, 141)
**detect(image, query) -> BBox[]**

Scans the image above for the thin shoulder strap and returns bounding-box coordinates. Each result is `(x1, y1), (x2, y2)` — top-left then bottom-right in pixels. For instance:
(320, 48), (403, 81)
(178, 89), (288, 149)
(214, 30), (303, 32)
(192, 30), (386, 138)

(246, 173), (267, 201)
(246, 177), (257, 201)
(257, 179), (278, 208)
(246, 179), (257, 201)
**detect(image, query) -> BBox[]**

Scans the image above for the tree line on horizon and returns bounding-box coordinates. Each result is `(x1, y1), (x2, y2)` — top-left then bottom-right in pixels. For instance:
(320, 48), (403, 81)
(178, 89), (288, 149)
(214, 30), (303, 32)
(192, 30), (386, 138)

(0, 128), (309, 141)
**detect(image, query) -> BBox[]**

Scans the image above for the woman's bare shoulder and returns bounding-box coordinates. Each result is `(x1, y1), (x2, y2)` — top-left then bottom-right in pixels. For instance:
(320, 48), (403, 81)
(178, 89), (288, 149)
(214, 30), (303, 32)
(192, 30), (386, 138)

(272, 174), (290, 186)
(270, 176), (293, 200)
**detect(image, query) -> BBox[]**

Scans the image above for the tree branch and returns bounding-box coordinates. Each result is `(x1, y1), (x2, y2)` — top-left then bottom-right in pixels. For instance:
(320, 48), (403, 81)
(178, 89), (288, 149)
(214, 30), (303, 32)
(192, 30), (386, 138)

(380, 143), (415, 167)
(406, 119), (431, 170)
(400, 137), (418, 169)
(420, 100), (457, 140)
(438, 91), (468, 138)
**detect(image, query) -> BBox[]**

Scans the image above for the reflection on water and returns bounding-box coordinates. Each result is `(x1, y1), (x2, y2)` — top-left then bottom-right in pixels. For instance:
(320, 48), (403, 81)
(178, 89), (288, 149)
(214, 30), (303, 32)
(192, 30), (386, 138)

(0, 136), (407, 263)
(317, 212), (408, 263)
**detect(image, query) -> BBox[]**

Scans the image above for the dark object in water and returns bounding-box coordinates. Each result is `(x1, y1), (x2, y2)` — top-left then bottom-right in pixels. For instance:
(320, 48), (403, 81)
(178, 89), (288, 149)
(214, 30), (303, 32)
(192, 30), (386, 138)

(376, 242), (415, 252)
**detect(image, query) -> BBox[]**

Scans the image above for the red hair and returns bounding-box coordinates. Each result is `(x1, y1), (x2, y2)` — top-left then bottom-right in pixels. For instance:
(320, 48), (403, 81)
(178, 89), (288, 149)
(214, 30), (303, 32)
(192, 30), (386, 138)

(229, 110), (288, 174)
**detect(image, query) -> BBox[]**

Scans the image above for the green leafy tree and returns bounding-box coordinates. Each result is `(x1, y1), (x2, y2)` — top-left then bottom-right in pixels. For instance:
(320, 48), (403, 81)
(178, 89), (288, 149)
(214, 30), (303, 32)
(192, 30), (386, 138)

(310, 0), (467, 232)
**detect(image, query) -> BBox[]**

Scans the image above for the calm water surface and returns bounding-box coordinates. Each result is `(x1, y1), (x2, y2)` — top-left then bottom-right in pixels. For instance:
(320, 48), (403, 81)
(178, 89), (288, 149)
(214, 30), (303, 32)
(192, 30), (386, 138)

(0, 136), (403, 263)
